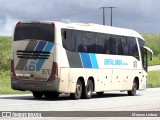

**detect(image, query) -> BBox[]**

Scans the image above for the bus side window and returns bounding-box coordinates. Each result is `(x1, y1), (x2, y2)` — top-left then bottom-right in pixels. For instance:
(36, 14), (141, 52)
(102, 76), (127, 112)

(109, 36), (117, 55)
(96, 33), (106, 54)
(104, 34), (110, 54)
(63, 30), (66, 40)
(76, 31), (84, 52)
(62, 29), (74, 52)
(86, 32), (96, 53)
(82, 32), (87, 52)
(127, 37), (139, 60)
(62, 29), (67, 49)
(118, 40), (123, 55)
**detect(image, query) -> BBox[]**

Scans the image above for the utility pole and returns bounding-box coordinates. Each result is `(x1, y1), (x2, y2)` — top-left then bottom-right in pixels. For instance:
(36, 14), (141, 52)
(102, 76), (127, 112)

(109, 7), (115, 26)
(99, 7), (115, 26)
(99, 7), (107, 25)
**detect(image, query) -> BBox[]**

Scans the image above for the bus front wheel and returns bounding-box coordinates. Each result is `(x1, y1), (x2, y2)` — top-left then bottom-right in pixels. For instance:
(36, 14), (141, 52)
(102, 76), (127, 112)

(128, 81), (137, 96)
(70, 79), (82, 100)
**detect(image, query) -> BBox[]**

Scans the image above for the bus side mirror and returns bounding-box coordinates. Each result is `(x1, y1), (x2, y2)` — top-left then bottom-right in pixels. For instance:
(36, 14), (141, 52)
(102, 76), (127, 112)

(143, 46), (153, 61)
(150, 52), (153, 61)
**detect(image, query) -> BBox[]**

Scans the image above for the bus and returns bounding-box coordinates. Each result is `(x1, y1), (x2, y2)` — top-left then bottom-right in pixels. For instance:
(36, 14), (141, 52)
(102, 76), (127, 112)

(11, 21), (153, 100)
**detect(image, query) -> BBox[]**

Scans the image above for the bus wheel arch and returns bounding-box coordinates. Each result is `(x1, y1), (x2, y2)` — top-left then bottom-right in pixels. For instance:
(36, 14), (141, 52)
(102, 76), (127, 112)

(128, 77), (139, 96)
(70, 77), (84, 100)
(89, 77), (95, 91)
(134, 77), (139, 90)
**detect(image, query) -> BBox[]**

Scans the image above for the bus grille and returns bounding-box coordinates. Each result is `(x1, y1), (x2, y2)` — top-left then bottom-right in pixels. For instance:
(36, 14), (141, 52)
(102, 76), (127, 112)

(17, 50), (50, 59)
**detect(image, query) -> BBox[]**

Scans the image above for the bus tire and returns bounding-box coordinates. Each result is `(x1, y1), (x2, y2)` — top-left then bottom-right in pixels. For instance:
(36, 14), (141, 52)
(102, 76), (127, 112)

(128, 81), (137, 96)
(32, 92), (43, 98)
(82, 79), (93, 99)
(96, 92), (104, 95)
(70, 79), (82, 100)
(44, 92), (59, 99)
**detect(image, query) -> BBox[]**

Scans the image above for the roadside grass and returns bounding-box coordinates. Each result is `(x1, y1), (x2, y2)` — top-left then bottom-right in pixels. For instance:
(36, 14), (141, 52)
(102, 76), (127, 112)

(148, 55), (160, 66)
(0, 70), (30, 94)
(142, 33), (160, 66)
(0, 70), (159, 94)
(0, 37), (11, 71)
(142, 33), (160, 56)
(147, 71), (160, 88)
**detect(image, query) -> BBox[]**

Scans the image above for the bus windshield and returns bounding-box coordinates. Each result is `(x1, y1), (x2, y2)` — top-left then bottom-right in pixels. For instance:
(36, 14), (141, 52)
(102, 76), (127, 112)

(14, 23), (54, 42)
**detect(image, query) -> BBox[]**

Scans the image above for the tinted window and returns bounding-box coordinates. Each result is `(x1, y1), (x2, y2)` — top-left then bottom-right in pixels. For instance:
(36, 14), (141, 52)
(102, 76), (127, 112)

(138, 38), (147, 69)
(61, 28), (139, 59)
(138, 38), (145, 47)
(119, 36), (127, 55)
(14, 23), (54, 42)
(85, 32), (96, 53)
(62, 29), (72, 51)
(62, 29), (83, 52)
(75, 31), (84, 52)
(138, 38), (145, 59)
(108, 35), (125, 55)
(127, 37), (139, 59)
(96, 33), (106, 54)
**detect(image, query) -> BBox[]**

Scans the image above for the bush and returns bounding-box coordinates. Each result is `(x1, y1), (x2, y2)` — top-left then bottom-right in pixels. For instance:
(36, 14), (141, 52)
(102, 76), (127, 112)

(142, 33), (160, 56)
(0, 37), (11, 71)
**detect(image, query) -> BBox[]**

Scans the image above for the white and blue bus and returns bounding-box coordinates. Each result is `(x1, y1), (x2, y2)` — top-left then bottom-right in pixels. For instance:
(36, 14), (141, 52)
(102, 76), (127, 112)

(11, 21), (153, 99)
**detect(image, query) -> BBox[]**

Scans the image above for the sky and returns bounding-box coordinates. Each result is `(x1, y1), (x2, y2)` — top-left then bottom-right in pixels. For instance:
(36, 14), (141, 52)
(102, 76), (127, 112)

(0, 0), (160, 36)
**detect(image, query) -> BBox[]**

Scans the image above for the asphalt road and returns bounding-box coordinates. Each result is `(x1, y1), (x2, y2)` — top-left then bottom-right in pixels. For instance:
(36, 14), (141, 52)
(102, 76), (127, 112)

(0, 88), (159, 111)
(148, 65), (160, 71)
(0, 88), (160, 119)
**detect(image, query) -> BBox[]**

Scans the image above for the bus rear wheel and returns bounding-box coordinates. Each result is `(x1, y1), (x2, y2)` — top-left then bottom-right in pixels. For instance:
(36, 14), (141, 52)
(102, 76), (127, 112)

(128, 81), (137, 96)
(44, 92), (59, 99)
(70, 79), (82, 100)
(32, 92), (43, 98)
(82, 79), (93, 99)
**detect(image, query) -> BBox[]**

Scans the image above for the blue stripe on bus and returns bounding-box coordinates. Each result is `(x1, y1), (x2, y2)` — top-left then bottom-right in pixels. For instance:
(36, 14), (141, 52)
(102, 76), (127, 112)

(36, 42), (54, 71)
(90, 54), (99, 68)
(36, 60), (45, 71)
(44, 42), (54, 52)
(35, 41), (47, 51)
(80, 53), (92, 68)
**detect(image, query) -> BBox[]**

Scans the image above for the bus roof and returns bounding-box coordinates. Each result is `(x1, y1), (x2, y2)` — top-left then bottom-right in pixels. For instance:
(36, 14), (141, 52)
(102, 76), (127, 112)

(63, 23), (144, 40)
(16, 21), (144, 40)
